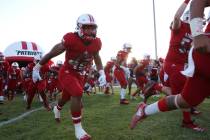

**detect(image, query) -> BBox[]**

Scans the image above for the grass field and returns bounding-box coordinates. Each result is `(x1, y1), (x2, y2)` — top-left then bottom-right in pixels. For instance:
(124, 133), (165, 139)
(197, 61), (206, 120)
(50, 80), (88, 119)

(0, 88), (210, 140)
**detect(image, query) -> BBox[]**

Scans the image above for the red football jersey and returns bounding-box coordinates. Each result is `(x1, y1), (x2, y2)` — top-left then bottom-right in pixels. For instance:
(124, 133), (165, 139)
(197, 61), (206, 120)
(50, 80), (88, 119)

(136, 64), (147, 75)
(165, 21), (192, 65)
(25, 62), (49, 79)
(0, 61), (9, 79)
(104, 61), (115, 73)
(49, 65), (60, 79)
(116, 50), (129, 64)
(62, 32), (101, 73)
(150, 67), (158, 77)
(205, 22), (210, 35)
(26, 63), (35, 72)
(40, 64), (49, 79)
(7, 67), (21, 81)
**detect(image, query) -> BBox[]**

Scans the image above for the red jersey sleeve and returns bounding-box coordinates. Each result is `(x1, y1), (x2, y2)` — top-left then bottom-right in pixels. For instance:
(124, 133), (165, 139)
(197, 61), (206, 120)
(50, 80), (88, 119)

(94, 37), (102, 51)
(62, 32), (75, 49)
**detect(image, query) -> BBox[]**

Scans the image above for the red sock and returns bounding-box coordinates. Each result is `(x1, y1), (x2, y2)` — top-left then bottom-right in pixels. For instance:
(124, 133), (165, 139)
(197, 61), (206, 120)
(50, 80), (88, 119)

(182, 111), (191, 123)
(157, 97), (169, 112)
(71, 111), (81, 124)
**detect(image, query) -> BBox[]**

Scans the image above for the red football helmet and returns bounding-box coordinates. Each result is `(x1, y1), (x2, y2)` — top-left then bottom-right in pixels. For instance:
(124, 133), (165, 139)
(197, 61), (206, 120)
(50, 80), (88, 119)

(76, 14), (97, 41)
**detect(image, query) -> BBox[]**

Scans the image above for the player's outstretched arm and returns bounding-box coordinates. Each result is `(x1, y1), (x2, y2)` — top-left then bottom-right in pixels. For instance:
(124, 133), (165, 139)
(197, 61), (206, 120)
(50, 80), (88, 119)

(94, 52), (106, 86)
(93, 52), (103, 71)
(39, 43), (65, 65)
(172, 0), (190, 30)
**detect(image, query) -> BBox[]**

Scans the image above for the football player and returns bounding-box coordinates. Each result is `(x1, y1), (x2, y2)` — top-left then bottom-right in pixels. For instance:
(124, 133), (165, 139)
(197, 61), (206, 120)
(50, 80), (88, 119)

(32, 14), (106, 140)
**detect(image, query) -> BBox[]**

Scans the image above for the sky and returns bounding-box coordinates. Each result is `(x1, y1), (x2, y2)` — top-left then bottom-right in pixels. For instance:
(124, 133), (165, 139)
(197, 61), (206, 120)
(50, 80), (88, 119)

(0, 0), (206, 64)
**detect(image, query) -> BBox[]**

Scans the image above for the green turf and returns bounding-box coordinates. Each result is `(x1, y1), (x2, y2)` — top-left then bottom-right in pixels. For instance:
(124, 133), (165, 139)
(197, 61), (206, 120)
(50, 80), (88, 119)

(0, 88), (210, 140)
(0, 94), (43, 122)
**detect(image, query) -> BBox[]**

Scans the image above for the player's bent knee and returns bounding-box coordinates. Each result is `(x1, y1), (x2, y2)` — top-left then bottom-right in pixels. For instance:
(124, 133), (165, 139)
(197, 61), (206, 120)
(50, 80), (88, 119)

(176, 94), (190, 108)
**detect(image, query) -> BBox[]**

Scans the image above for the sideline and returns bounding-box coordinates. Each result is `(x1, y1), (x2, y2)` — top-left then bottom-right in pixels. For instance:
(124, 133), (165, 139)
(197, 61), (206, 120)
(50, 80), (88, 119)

(0, 107), (44, 127)
(0, 100), (56, 127)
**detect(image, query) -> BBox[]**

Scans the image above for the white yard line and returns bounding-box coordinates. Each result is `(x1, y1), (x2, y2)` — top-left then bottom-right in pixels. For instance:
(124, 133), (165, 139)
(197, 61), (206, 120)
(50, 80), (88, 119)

(0, 107), (44, 127)
(0, 100), (56, 127)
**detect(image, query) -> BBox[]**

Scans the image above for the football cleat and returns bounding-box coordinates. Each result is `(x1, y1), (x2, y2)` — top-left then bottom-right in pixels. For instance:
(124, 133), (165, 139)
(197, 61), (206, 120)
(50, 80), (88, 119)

(120, 99), (129, 104)
(130, 95), (137, 100)
(53, 106), (61, 123)
(104, 87), (110, 95)
(104, 91), (110, 95)
(190, 108), (201, 116)
(182, 121), (206, 132)
(191, 110), (201, 116)
(79, 134), (91, 140)
(86, 91), (91, 96)
(75, 128), (91, 140)
(130, 102), (147, 129)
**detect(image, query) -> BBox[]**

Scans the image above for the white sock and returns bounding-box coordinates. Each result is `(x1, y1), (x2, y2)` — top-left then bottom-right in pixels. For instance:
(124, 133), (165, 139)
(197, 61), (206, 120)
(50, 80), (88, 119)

(144, 102), (160, 116)
(23, 95), (27, 101)
(39, 95), (43, 102)
(74, 123), (87, 139)
(75, 122), (83, 131)
(120, 88), (126, 99)
(53, 106), (60, 118)
(0, 96), (4, 101)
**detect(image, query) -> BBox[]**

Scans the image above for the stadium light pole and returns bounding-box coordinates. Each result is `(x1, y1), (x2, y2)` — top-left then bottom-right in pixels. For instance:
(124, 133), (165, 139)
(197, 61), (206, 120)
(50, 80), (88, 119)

(152, 0), (158, 60)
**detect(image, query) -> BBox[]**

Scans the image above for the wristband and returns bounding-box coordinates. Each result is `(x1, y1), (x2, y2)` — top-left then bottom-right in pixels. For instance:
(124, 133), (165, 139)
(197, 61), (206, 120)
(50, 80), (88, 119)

(189, 18), (204, 37)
